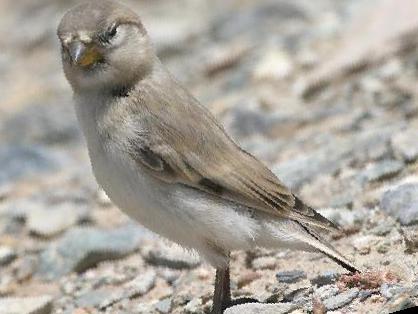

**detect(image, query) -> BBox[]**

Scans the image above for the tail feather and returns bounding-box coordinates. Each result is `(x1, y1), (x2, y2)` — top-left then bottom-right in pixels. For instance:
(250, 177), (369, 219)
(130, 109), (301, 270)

(296, 222), (360, 273)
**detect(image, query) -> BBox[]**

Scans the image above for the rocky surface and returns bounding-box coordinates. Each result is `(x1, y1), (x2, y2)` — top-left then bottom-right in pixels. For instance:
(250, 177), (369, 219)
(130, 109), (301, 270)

(1, 0), (418, 313)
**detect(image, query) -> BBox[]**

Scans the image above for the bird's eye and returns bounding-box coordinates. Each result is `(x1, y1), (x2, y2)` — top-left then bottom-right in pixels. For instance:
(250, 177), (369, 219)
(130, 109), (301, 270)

(99, 23), (119, 44)
(107, 23), (118, 38)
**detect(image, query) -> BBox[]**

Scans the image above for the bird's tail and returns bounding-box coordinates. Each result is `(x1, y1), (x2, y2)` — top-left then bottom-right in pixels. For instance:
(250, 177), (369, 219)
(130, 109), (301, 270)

(296, 222), (360, 273)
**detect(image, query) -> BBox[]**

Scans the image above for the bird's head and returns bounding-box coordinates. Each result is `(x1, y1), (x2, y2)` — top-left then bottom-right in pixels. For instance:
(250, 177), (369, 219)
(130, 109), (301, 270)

(57, 0), (154, 93)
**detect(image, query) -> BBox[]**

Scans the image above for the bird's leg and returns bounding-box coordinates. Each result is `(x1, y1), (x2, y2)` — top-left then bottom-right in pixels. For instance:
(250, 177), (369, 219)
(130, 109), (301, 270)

(212, 265), (231, 314)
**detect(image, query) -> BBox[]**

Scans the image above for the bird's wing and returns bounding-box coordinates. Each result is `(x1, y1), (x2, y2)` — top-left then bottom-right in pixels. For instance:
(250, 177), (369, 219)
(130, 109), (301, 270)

(125, 99), (338, 232)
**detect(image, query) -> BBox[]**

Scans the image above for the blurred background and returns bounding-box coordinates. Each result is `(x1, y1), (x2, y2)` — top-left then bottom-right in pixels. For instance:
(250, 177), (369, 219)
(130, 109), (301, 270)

(0, 0), (418, 313)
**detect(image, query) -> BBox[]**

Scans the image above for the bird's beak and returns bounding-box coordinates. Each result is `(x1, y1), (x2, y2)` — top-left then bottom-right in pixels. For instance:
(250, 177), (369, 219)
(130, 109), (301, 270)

(68, 41), (103, 67)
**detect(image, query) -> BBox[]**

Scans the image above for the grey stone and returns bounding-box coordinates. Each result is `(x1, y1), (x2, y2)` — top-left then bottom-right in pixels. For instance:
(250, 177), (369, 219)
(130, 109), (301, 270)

(27, 203), (88, 238)
(358, 159), (403, 184)
(0, 246), (17, 266)
(76, 289), (113, 308)
(318, 208), (366, 228)
(125, 270), (157, 298)
(370, 221), (395, 236)
(380, 183), (418, 225)
(273, 128), (395, 189)
(0, 145), (64, 185)
(315, 284), (339, 300)
(380, 283), (408, 299)
(276, 270), (306, 283)
(322, 288), (359, 311)
(252, 256), (277, 270)
(311, 271), (339, 286)
(392, 128), (418, 162)
(184, 297), (203, 314)
(383, 295), (416, 313)
(143, 242), (200, 269)
(224, 303), (297, 314)
(38, 225), (144, 279)
(0, 295), (53, 314)
(1, 100), (80, 145)
(155, 297), (172, 314)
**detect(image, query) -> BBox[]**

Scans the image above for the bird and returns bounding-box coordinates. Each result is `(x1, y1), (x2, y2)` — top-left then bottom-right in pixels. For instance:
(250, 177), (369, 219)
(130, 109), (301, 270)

(57, 1), (359, 312)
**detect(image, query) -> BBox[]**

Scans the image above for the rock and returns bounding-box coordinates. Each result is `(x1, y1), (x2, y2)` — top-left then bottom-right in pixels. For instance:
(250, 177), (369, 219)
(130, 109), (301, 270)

(125, 270), (157, 298)
(322, 288), (359, 311)
(0, 145), (64, 185)
(315, 284), (339, 300)
(142, 242), (200, 269)
(38, 225), (144, 279)
(75, 289), (114, 308)
(0, 295), (53, 314)
(401, 227), (418, 253)
(380, 183), (418, 225)
(352, 235), (378, 255)
(380, 283), (408, 299)
(27, 203), (88, 238)
(370, 221), (395, 236)
(318, 208), (365, 228)
(376, 241), (390, 254)
(311, 271), (339, 287)
(0, 246), (17, 266)
(392, 128), (418, 162)
(276, 270), (306, 283)
(155, 297), (172, 314)
(224, 303), (297, 314)
(74, 272), (146, 309)
(273, 128), (394, 189)
(1, 100), (80, 145)
(253, 49), (293, 81)
(383, 295), (416, 313)
(15, 256), (37, 282)
(358, 159), (403, 184)
(184, 297), (203, 314)
(251, 256), (277, 270)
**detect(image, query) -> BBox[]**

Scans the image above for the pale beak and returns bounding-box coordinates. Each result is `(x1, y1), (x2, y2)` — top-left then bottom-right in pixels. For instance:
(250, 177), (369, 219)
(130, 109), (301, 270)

(68, 41), (103, 67)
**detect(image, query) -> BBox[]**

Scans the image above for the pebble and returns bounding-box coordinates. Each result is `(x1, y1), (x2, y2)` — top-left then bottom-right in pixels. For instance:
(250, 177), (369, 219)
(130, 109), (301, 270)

(0, 295), (53, 314)
(75, 289), (114, 308)
(251, 256), (277, 270)
(27, 203), (88, 238)
(154, 297), (172, 314)
(315, 284), (339, 300)
(370, 221), (395, 236)
(276, 270), (306, 283)
(0, 145), (63, 185)
(277, 127), (395, 188)
(184, 297), (203, 314)
(310, 271), (339, 287)
(391, 128), (418, 162)
(322, 288), (359, 311)
(125, 270), (157, 298)
(358, 159), (403, 184)
(0, 246), (17, 266)
(38, 225), (144, 279)
(1, 100), (80, 145)
(384, 295), (416, 313)
(380, 283), (408, 299)
(380, 183), (418, 225)
(224, 302), (297, 314)
(142, 242), (200, 269)
(318, 208), (365, 228)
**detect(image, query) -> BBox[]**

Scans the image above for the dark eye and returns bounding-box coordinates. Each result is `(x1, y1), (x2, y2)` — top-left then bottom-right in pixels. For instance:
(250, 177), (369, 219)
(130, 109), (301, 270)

(107, 23), (118, 38)
(99, 23), (118, 43)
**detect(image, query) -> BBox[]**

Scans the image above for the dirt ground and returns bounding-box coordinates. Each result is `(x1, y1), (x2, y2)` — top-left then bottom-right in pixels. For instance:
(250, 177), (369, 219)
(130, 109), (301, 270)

(0, 0), (417, 313)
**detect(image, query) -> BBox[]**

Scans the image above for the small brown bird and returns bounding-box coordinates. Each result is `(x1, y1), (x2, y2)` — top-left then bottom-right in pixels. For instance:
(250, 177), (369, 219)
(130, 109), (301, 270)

(57, 1), (359, 312)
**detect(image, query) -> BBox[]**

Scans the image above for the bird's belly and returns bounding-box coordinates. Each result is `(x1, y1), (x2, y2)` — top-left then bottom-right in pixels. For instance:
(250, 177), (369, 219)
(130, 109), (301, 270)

(90, 146), (207, 247)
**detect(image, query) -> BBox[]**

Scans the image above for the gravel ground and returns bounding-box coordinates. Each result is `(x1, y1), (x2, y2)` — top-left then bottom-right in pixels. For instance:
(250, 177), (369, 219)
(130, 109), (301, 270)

(1, 0), (418, 313)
